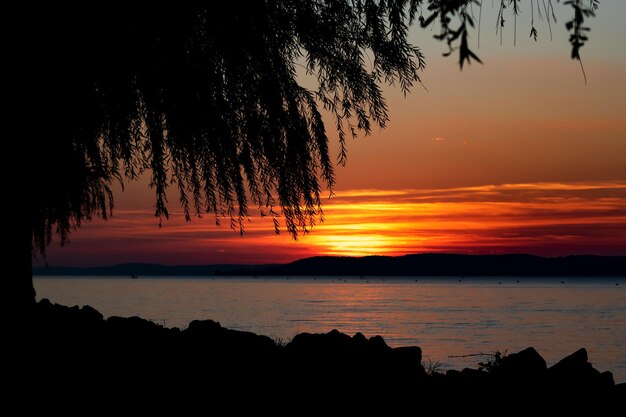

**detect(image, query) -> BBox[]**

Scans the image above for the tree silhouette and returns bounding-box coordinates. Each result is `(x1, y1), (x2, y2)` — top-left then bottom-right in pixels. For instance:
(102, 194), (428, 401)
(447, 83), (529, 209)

(19, 1), (597, 307)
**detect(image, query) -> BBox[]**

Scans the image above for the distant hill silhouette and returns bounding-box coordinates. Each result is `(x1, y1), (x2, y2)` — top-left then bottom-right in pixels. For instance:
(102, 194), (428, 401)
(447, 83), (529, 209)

(34, 254), (626, 277)
(252, 254), (626, 277)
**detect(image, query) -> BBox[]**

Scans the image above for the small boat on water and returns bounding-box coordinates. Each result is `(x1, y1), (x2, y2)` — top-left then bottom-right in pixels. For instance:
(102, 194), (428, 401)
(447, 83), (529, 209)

(130, 275), (138, 279)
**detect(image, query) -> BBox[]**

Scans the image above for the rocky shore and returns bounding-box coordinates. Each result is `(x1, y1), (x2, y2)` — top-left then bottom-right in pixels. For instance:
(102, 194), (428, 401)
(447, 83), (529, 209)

(13, 299), (624, 408)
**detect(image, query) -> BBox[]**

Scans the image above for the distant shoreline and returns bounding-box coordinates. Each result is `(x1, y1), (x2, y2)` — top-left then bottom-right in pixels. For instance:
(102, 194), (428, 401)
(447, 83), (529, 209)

(33, 253), (626, 277)
(34, 276), (626, 282)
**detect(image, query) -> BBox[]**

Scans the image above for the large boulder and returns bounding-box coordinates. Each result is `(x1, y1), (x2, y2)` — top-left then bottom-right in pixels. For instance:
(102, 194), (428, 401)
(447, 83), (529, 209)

(389, 346), (426, 378)
(368, 335), (389, 351)
(106, 315), (166, 338)
(550, 347), (589, 375)
(183, 319), (277, 354)
(497, 347), (547, 378)
(284, 329), (425, 388)
(184, 319), (222, 338)
(80, 304), (103, 323)
(287, 328), (354, 355)
(548, 348), (614, 390)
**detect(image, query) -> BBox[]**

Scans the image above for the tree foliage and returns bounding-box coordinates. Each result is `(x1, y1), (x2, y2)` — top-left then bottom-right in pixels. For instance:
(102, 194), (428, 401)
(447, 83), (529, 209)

(25, 1), (598, 255)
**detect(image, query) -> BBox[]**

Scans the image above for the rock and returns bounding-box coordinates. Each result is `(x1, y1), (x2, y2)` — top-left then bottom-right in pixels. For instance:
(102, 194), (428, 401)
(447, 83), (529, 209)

(389, 346), (426, 378)
(37, 298), (54, 310)
(183, 319), (276, 355)
(285, 329), (427, 387)
(497, 347), (547, 378)
(287, 329), (353, 354)
(460, 367), (489, 385)
(599, 371), (615, 386)
(185, 319), (222, 337)
(390, 346), (423, 366)
(461, 367), (484, 377)
(106, 315), (167, 341)
(287, 329), (396, 358)
(368, 335), (390, 351)
(446, 369), (462, 378)
(352, 332), (367, 345)
(221, 328), (277, 353)
(80, 304), (104, 322)
(548, 348), (614, 390)
(550, 347), (588, 374)
(548, 347), (593, 383)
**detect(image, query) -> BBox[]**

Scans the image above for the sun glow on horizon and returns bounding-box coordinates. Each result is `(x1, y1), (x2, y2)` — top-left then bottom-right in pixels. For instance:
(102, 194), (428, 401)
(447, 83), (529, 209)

(296, 181), (626, 258)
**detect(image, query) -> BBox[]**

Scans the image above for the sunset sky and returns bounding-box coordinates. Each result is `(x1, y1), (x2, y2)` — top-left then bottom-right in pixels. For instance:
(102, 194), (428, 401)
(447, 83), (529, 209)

(37, 2), (626, 266)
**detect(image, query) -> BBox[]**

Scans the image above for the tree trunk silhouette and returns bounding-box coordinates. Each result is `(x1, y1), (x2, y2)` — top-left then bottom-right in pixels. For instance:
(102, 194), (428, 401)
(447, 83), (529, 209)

(16, 227), (36, 310)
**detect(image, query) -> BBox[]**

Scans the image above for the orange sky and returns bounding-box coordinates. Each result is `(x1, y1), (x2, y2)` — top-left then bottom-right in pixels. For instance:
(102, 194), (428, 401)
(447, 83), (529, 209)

(36, 3), (626, 266)
(37, 181), (626, 266)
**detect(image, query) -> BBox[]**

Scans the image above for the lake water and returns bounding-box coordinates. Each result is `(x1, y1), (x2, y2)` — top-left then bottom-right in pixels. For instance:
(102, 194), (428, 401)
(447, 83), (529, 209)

(34, 276), (626, 382)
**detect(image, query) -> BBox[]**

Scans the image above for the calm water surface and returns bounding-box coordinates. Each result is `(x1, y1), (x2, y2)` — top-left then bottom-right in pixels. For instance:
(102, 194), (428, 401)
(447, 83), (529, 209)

(35, 276), (626, 381)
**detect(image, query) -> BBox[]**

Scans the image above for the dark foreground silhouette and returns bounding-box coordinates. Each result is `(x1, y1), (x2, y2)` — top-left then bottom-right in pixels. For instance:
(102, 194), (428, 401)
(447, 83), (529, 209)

(13, 300), (624, 409)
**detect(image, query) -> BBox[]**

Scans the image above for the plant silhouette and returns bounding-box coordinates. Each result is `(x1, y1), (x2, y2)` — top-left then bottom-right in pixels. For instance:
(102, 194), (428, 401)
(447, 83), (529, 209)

(18, 1), (598, 307)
